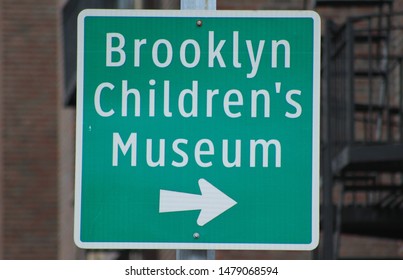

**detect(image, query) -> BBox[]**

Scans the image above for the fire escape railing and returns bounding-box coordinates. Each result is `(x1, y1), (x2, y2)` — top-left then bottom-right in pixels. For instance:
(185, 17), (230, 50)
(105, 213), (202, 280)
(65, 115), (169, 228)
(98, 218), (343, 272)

(321, 11), (403, 259)
(325, 12), (403, 160)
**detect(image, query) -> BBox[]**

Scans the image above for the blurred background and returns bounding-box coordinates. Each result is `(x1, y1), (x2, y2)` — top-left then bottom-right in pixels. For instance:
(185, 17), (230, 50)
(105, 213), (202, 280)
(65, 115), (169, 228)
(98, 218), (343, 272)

(0, 0), (403, 259)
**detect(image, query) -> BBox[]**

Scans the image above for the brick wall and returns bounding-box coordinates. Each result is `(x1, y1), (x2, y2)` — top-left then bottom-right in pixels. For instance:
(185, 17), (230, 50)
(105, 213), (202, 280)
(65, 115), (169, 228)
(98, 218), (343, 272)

(0, 0), (59, 259)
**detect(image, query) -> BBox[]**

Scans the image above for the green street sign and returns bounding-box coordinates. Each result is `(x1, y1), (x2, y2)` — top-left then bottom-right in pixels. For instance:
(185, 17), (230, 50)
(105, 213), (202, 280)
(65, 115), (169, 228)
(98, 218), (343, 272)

(75, 9), (321, 250)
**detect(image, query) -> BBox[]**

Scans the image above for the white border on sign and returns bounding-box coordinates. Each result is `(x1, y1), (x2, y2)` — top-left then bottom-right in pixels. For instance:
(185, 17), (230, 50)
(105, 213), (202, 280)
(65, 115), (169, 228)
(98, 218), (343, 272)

(75, 9), (321, 251)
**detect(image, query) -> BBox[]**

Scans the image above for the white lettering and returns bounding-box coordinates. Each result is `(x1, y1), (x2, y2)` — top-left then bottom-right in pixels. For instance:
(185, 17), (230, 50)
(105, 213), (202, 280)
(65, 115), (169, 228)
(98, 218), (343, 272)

(206, 89), (219, 117)
(272, 40), (290, 68)
(285, 89), (302, 118)
(223, 89), (243, 118)
(246, 40), (265, 78)
(149, 79), (156, 117)
(106, 33), (126, 67)
(134, 39), (147, 67)
(122, 80), (140, 117)
(152, 39), (173, 68)
(180, 39), (201, 68)
(94, 82), (115, 117)
(195, 139), (214, 167)
(251, 89), (270, 118)
(146, 139), (165, 167)
(112, 132), (137, 166)
(163, 80), (172, 117)
(178, 81), (198, 117)
(172, 139), (189, 167)
(250, 139), (281, 167)
(233, 31), (241, 68)
(111, 133), (283, 168)
(208, 31), (226, 68)
(223, 139), (241, 167)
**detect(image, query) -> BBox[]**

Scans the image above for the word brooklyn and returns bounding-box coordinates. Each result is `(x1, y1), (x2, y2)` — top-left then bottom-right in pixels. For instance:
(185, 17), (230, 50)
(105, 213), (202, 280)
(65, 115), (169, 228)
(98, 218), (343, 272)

(106, 31), (291, 78)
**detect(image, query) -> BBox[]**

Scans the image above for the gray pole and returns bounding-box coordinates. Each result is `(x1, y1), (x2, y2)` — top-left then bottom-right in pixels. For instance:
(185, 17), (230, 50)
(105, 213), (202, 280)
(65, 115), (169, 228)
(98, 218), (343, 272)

(177, 0), (216, 261)
(181, 0), (216, 10)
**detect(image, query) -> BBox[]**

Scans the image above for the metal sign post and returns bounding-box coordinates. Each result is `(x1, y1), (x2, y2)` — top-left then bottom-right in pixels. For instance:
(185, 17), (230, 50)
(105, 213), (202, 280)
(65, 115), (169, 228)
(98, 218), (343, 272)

(178, 0), (217, 261)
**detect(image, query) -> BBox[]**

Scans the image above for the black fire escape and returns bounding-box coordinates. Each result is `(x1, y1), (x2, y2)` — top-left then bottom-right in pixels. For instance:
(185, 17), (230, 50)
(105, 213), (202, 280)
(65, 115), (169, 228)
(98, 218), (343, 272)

(317, 0), (403, 259)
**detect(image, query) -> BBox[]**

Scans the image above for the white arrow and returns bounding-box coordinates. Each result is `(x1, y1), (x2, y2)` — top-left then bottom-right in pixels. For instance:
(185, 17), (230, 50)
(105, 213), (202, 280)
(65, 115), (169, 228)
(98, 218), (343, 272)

(159, 178), (237, 226)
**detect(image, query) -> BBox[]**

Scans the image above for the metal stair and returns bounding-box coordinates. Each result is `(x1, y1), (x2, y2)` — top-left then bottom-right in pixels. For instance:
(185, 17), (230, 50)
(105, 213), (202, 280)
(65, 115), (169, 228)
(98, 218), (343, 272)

(319, 0), (403, 259)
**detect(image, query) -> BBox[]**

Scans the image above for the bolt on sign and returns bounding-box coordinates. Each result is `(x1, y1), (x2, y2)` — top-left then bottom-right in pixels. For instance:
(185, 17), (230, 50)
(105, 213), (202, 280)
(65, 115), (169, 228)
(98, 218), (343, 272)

(75, 9), (321, 250)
